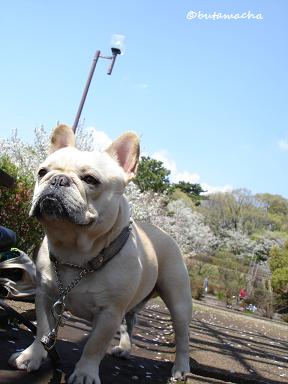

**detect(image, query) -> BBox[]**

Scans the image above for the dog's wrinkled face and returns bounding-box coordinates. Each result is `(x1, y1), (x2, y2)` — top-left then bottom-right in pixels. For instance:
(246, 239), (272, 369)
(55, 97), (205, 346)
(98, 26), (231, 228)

(30, 148), (123, 226)
(30, 125), (139, 231)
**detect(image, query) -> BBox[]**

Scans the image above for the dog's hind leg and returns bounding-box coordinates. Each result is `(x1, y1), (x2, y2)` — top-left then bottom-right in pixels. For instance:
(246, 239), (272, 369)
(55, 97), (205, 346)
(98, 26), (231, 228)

(157, 262), (192, 379)
(111, 311), (136, 359)
(111, 293), (153, 359)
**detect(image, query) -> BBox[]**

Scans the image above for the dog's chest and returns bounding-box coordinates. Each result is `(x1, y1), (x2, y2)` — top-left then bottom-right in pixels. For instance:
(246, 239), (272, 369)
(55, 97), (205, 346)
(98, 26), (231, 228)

(65, 291), (102, 322)
(52, 268), (105, 322)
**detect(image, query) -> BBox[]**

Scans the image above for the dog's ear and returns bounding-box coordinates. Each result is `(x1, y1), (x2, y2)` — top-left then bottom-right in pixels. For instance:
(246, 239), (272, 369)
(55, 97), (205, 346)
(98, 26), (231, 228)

(49, 124), (76, 154)
(106, 132), (140, 181)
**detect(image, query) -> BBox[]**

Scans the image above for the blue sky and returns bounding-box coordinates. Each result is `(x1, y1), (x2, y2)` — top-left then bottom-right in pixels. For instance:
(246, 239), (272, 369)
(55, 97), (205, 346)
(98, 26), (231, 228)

(0, 1), (288, 197)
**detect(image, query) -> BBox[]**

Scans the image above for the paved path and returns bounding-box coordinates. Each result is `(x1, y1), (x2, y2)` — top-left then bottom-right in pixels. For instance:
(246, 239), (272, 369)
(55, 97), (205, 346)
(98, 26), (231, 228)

(0, 299), (287, 383)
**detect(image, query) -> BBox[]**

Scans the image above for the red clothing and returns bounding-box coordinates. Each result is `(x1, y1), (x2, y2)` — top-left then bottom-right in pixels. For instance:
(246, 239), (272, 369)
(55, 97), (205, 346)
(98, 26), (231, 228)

(239, 288), (247, 299)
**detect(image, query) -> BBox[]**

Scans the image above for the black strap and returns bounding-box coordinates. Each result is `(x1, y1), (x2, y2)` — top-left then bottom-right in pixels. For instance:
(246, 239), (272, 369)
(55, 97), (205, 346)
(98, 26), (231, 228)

(0, 299), (37, 334)
(88, 224), (132, 271)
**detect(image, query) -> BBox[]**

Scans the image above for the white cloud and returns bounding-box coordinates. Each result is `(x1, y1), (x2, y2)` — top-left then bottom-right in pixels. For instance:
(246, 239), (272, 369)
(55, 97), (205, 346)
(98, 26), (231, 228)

(278, 139), (288, 151)
(86, 127), (112, 151)
(201, 183), (233, 195)
(152, 150), (200, 183)
(152, 149), (233, 194)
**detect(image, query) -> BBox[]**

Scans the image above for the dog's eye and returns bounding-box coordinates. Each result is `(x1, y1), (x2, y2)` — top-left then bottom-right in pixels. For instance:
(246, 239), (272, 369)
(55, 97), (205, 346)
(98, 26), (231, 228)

(82, 175), (100, 186)
(38, 168), (48, 178)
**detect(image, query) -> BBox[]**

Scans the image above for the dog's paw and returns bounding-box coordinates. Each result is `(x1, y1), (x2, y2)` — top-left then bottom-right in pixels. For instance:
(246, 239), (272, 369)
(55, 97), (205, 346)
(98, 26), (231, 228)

(171, 360), (190, 380)
(8, 348), (44, 372)
(68, 369), (101, 384)
(111, 346), (131, 359)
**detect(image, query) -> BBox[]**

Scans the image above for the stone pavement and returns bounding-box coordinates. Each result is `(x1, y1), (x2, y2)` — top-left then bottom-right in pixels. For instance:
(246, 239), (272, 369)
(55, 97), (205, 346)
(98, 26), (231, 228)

(0, 299), (287, 383)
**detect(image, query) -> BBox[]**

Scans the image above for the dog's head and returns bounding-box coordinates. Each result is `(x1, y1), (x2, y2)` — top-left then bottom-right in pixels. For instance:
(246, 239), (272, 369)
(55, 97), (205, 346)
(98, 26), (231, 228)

(30, 125), (139, 231)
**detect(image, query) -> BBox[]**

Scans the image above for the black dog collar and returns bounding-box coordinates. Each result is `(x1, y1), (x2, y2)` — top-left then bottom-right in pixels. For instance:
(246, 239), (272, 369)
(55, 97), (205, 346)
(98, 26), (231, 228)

(49, 222), (133, 273)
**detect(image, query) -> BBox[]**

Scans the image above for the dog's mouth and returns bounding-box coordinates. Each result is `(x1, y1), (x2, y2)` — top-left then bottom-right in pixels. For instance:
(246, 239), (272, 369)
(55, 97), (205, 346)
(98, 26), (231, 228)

(32, 194), (69, 220)
(31, 191), (96, 227)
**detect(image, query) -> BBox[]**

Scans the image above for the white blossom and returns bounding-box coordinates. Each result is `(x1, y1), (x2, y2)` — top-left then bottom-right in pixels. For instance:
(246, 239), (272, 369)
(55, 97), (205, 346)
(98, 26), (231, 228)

(126, 184), (218, 256)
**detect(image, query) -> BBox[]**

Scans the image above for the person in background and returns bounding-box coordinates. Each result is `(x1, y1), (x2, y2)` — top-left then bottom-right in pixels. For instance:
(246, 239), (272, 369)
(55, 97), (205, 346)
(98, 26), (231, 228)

(239, 288), (248, 302)
(203, 277), (208, 294)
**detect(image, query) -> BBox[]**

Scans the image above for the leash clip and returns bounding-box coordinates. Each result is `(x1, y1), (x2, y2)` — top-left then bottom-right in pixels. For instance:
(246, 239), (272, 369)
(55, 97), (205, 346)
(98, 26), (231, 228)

(41, 296), (66, 351)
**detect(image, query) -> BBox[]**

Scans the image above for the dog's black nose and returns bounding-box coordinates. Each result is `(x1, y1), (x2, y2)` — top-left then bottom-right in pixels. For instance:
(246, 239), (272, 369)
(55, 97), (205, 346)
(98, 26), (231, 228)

(50, 174), (71, 187)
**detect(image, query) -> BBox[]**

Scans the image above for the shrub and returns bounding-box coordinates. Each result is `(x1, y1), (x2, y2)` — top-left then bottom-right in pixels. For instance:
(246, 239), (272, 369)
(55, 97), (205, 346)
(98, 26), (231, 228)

(246, 287), (274, 318)
(207, 282), (221, 295)
(216, 291), (225, 301)
(0, 155), (43, 254)
(191, 279), (205, 300)
(269, 244), (288, 313)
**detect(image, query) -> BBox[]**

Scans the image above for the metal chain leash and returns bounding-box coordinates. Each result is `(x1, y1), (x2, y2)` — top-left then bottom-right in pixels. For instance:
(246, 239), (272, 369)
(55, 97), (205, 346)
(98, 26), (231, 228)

(53, 259), (92, 297)
(41, 261), (93, 351)
(41, 222), (132, 352)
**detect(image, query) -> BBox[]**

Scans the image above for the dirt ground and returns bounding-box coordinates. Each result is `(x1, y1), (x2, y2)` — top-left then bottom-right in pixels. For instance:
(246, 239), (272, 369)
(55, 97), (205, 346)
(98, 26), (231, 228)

(0, 298), (287, 384)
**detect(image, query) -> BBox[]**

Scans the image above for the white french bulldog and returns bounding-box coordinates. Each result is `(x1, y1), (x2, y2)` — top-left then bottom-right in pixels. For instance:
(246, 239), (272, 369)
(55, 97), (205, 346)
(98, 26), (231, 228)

(9, 125), (192, 384)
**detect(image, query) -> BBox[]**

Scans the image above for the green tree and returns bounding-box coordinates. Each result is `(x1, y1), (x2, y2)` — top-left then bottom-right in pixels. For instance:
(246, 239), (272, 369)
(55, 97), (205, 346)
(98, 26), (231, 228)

(269, 243), (288, 312)
(134, 156), (171, 193)
(256, 193), (288, 231)
(199, 189), (269, 234)
(173, 181), (206, 205)
(213, 250), (246, 305)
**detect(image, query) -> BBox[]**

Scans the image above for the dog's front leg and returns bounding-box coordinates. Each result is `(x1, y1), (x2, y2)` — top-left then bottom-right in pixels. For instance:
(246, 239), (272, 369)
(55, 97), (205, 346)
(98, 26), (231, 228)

(68, 306), (123, 384)
(8, 288), (55, 371)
